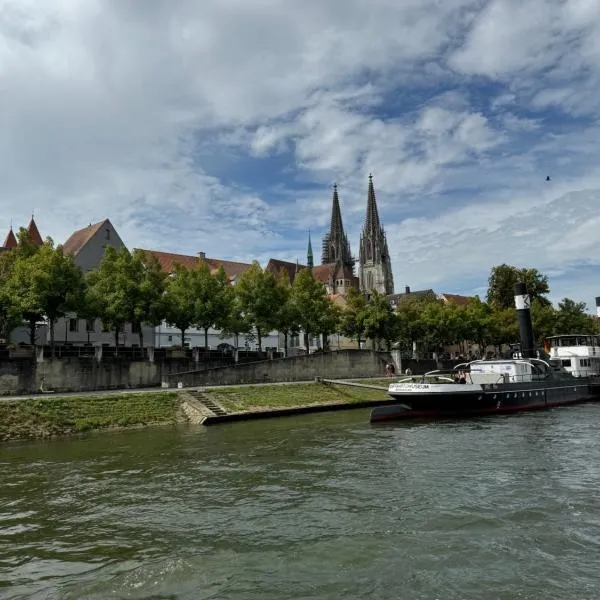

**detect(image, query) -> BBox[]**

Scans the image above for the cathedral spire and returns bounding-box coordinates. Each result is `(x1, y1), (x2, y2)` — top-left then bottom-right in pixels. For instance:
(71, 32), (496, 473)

(358, 174), (394, 295)
(307, 230), (314, 269)
(321, 183), (353, 269)
(365, 173), (382, 235)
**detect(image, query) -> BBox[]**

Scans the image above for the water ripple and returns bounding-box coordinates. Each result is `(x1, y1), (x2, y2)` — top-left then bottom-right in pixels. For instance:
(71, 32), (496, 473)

(1, 406), (600, 598)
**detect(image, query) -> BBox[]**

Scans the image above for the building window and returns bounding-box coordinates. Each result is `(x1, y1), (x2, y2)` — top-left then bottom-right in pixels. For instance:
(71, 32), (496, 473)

(86, 319), (95, 332)
(69, 318), (79, 332)
(105, 228), (110, 240)
(580, 358), (591, 367)
(168, 335), (173, 342)
(562, 359), (571, 367)
(131, 322), (140, 334)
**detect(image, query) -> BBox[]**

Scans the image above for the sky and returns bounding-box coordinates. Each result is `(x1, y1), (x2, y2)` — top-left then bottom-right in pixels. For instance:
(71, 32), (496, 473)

(2, 0), (600, 308)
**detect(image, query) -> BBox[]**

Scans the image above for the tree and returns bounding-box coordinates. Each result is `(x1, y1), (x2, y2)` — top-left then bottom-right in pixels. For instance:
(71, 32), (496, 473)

(0, 252), (21, 342)
(486, 264), (550, 310)
(554, 298), (595, 335)
(131, 250), (167, 348)
(235, 262), (282, 353)
(362, 290), (398, 350)
(220, 289), (252, 350)
(193, 264), (231, 349)
(163, 264), (201, 349)
(289, 269), (332, 351)
(339, 287), (368, 348)
(272, 271), (300, 357)
(86, 247), (136, 351)
(13, 241), (85, 355)
(531, 299), (556, 346)
(1, 228), (48, 345)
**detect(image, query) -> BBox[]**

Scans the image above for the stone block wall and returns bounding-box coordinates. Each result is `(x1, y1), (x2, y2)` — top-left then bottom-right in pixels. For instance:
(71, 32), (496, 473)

(167, 349), (393, 388)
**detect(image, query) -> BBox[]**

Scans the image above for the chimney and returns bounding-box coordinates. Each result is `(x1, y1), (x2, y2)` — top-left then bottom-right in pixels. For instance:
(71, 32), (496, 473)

(198, 252), (206, 260)
(514, 282), (535, 359)
(595, 297), (600, 318)
(405, 285), (410, 294)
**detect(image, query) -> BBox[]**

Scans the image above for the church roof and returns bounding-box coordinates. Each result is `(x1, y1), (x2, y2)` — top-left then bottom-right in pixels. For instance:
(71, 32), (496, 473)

(2, 228), (17, 250)
(63, 219), (108, 256)
(311, 263), (333, 283)
(265, 258), (305, 284)
(26, 217), (43, 246)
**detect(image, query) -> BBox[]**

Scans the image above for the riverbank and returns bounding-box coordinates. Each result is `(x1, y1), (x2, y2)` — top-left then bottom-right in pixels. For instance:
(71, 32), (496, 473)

(0, 392), (183, 442)
(0, 380), (394, 441)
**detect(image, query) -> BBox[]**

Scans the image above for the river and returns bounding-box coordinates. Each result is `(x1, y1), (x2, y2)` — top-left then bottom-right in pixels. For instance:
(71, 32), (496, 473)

(2, 405), (600, 599)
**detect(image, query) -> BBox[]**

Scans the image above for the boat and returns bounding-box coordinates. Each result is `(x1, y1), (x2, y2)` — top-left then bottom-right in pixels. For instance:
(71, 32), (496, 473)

(546, 334), (600, 378)
(370, 283), (600, 423)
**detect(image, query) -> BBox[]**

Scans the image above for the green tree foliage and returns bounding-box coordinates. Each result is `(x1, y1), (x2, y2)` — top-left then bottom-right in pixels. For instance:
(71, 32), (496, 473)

(86, 247), (136, 350)
(131, 250), (167, 347)
(162, 264), (201, 348)
(235, 262), (282, 353)
(339, 287), (368, 348)
(486, 264), (550, 310)
(289, 268), (333, 351)
(272, 271), (300, 356)
(554, 298), (595, 335)
(193, 264), (231, 349)
(220, 287), (252, 350)
(16, 241), (84, 354)
(2, 232), (53, 345)
(362, 290), (398, 350)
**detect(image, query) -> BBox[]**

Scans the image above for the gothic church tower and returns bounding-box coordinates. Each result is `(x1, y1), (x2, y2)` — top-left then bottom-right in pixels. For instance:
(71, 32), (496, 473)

(358, 175), (394, 295)
(321, 184), (354, 270)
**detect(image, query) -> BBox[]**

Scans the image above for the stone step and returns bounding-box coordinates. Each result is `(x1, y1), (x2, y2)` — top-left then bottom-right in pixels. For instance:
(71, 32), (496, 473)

(188, 390), (228, 416)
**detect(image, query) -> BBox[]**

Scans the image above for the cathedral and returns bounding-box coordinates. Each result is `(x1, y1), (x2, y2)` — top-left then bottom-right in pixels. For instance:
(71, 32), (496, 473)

(310, 175), (394, 298)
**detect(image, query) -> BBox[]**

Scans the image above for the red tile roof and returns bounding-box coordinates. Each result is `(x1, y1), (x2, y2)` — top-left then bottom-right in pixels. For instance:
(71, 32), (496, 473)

(138, 249), (253, 280)
(2, 228), (17, 250)
(265, 258), (305, 284)
(62, 219), (108, 256)
(311, 263), (333, 283)
(440, 293), (474, 306)
(26, 217), (43, 246)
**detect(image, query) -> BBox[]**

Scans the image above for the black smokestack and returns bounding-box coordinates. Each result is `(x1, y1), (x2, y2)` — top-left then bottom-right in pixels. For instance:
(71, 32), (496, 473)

(595, 297), (600, 318)
(514, 282), (535, 359)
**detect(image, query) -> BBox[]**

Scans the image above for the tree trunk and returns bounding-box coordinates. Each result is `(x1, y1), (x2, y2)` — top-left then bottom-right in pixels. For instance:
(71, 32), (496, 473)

(50, 318), (55, 358)
(180, 328), (186, 349)
(138, 323), (144, 349)
(257, 327), (262, 355)
(204, 327), (209, 350)
(283, 331), (288, 357)
(234, 332), (239, 348)
(29, 317), (36, 346)
(304, 331), (309, 353)
(114, 326), (120, 355)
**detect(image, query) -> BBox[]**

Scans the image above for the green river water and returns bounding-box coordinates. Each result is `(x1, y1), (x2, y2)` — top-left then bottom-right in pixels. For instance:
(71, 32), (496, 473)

(1, 405), (600, 599)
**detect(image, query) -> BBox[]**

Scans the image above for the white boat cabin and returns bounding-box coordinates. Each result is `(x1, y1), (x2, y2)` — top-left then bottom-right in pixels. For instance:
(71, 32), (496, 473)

(547, 335), (600, 377)
(469, 360), (535, 384)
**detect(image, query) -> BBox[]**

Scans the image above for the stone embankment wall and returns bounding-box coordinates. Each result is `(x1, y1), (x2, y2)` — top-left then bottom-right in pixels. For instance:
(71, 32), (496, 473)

(0, 357), (210, 396)
(167, 350), (394, 388)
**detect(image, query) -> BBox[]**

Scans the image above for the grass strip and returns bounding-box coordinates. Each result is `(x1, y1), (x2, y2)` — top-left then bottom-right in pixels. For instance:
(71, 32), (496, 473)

(0, 392), (180, 442)
(208, 381), (390, 413)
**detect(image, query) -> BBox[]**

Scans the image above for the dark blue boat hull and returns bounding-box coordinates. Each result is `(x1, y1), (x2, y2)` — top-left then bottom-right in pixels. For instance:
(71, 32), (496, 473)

(370, 380), (600, 422)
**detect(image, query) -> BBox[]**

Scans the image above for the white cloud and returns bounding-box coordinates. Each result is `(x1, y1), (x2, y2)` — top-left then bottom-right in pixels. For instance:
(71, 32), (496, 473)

(1, 0), (600, 308)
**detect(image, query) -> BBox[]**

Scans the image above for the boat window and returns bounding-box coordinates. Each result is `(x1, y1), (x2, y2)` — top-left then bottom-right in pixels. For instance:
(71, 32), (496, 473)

(562, 359), (572, 367)
(578, 337), (588, 346)
(580, 358), (591, 367)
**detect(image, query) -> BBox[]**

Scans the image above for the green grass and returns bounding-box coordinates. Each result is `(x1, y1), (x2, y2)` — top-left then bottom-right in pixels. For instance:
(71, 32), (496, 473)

(209, 382), (390, 413)
(0, 392), (181, 442)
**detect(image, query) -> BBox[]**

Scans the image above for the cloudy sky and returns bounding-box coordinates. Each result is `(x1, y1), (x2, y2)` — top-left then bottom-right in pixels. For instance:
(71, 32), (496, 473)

(2, 0), (600, 307)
